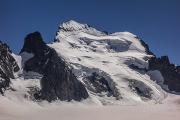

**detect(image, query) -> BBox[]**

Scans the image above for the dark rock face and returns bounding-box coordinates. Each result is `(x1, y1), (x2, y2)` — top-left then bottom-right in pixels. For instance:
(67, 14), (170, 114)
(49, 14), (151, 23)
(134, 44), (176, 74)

(128, 79), (153, 99)
(20, 32), (47, 57)
(0, 69), (10, 94)
(0, 41), (20, 94)
(83, 72), (120, 99)
(21, 32), (89, 102)
(176, 66), (180, 74)
(149, 56), (180, 92)
(85, 72), (112, 94)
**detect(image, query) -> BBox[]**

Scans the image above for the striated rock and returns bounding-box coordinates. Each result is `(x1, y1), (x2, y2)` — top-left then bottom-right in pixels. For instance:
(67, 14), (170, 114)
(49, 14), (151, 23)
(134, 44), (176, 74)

(20, 32), (89, 102)
(0, 69), (10, 94)
(0, 41), (20, 94)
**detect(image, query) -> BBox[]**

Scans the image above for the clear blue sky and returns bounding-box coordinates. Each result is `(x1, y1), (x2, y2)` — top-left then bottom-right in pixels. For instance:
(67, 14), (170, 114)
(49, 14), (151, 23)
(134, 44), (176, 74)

(0, 0), (180, 64)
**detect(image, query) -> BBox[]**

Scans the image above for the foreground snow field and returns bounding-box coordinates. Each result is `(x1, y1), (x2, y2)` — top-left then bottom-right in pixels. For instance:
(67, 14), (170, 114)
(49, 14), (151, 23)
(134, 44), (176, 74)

(0, 94), (180, 120)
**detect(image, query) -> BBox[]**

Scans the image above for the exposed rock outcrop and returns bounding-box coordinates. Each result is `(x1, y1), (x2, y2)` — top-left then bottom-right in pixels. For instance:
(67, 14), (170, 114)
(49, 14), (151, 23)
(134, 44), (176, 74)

(176, 66), (180, 74)
(0, 41), (20, 94)
(128, 79), (153, 99)
(20, 32), (89, 102)
(149, 56), (180, 92)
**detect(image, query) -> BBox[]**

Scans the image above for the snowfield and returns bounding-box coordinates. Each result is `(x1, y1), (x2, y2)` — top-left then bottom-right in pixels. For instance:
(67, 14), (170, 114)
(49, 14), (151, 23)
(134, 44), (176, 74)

(0, 94), (180, 120)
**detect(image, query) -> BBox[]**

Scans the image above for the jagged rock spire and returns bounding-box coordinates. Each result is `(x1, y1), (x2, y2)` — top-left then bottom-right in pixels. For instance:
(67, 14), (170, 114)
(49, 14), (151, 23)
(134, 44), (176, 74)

(20, 31), (47, 56)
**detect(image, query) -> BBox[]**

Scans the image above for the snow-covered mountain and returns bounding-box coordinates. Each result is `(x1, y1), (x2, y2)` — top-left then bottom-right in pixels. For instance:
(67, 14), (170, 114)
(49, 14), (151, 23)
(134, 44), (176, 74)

(0, 20), (180, 105)
(51, 20), (168, 104)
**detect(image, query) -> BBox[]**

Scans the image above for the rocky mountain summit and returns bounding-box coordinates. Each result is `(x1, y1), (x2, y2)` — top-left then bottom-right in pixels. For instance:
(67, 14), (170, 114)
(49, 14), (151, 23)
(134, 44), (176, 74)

(0, 20), (179, 104)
